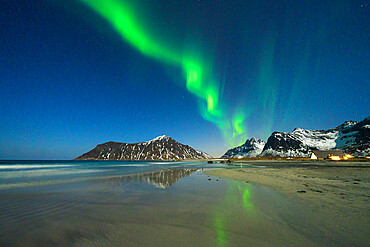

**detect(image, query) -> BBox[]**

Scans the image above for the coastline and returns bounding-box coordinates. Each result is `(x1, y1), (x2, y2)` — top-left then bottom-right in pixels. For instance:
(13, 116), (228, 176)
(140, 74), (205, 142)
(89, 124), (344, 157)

(206, 162), (370, 246)
(206, 161), (370, 210)
(1, 160), (369, 246)
(0, 165), (320, 247)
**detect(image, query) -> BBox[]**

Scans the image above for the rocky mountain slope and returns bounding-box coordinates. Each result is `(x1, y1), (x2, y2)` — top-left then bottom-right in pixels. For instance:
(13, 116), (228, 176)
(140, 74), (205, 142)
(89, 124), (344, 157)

(336, 118), (370, 156)
(76, 135), (212, 161)
(223, 116), (370, 158)
(222, 138), (265, 158)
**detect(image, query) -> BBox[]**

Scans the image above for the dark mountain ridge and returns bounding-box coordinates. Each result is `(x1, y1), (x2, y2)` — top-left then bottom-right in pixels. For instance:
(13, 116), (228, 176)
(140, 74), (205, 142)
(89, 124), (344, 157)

(76, 135), (212, 161)
(221, 138), (265, 158)
(223, 116), (370, 158)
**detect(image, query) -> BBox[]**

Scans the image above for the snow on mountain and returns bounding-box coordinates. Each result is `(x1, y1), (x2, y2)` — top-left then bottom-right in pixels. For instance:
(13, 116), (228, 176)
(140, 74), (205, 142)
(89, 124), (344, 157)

(335, 130), (358, 148)
(260, 128), (340, 157)
(195, 150), (213, 159)
(222, 116), (369, 158)
(291, 128), (339, 150)
(75, 135), (212, 161)
(150, 135), (169, 142)
(340, 117), (370, 156)
(260, 117), (369, 157)
(222, 138), (265, 158)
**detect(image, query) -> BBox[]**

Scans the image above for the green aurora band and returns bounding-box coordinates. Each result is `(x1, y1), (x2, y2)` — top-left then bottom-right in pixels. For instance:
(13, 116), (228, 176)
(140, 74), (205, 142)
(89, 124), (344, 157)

(77, 0), (247, 147)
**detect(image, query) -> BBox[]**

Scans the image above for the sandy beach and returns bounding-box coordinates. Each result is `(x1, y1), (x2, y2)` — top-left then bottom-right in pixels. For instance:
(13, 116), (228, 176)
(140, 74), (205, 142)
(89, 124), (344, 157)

(1, 160), (369, 246)
(206, 161), (370, 247)
(1, 166), (322, 247)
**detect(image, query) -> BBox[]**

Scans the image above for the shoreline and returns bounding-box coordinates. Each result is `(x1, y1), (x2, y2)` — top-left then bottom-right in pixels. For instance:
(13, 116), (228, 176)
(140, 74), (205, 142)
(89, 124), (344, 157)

(206, 163), (369, 246)
(1, 160), (369, 246)
(206, 163), (369, 212)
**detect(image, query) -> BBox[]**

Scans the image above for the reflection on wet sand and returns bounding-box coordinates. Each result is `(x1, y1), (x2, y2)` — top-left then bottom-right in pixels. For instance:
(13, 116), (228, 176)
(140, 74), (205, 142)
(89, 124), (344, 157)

(0, 168), (329, 247)
(213, 181), (254, 247)
(111, 168), (199, 188)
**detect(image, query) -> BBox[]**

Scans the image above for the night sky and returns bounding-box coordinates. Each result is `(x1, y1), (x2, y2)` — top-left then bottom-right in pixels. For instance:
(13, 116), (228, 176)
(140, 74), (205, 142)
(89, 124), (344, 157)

(0, 0), (369, 159)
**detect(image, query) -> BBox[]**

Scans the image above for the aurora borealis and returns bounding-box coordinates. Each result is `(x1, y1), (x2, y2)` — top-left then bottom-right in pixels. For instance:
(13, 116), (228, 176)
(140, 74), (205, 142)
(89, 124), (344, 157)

(0, 0), (368, 159)
(77, 0), (246, 148)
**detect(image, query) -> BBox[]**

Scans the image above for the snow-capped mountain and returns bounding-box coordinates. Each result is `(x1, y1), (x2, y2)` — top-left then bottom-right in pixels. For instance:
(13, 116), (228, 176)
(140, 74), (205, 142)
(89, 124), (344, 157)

(75, 135), (212, 161)
(222, 138), (265, 158)
(222, 116), (369, 158)
(260, 117), (370, 157)
(337, 118), (370, 156)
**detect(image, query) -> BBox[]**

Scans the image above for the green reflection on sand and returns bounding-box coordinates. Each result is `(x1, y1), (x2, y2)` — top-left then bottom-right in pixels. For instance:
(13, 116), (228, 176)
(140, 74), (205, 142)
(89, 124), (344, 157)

(237, 183), (254, 212)
(214, 180), (254, 246)
(214, 216), (227, 247)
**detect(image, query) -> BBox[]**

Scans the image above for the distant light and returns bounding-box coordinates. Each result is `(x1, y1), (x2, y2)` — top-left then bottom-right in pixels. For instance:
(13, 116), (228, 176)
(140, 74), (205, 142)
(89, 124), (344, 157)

(238, 156), (243, 159)
(329, 156), (341, 161)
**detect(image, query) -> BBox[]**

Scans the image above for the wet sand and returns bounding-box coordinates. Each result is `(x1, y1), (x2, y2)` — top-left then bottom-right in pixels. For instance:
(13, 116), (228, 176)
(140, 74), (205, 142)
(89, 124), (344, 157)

(1, 163), (369, 247)
(206, 161), (370, 247)
(0, 168), (325, 247)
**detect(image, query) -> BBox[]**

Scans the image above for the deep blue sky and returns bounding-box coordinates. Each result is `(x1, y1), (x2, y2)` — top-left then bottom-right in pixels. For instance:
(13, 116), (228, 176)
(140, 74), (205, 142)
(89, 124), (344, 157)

(0, 0), (369, 159)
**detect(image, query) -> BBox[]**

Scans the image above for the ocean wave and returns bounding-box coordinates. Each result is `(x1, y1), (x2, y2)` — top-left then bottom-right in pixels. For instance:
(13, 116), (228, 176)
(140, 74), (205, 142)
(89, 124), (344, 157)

(146, 162), (174, 165)
(0, 169), (104, 179)
(0, 164), (76, 169)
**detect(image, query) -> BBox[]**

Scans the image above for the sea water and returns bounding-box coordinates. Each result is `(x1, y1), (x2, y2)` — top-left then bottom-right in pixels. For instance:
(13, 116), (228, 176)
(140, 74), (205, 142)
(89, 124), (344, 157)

(0, 160), (227, 190)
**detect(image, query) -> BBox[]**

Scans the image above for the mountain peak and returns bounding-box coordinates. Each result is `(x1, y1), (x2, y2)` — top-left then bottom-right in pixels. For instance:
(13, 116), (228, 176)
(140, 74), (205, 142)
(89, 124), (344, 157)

(222, 138), (266, 158)
(151, 135), (171, 142)
(246, 137), (264, 143)
(261, 116), (369, 157)
(343, 120), (357, 125)
(75, 135), (211, 161)
(293, 127), (303, 132)
(223, 116), (369, 158)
